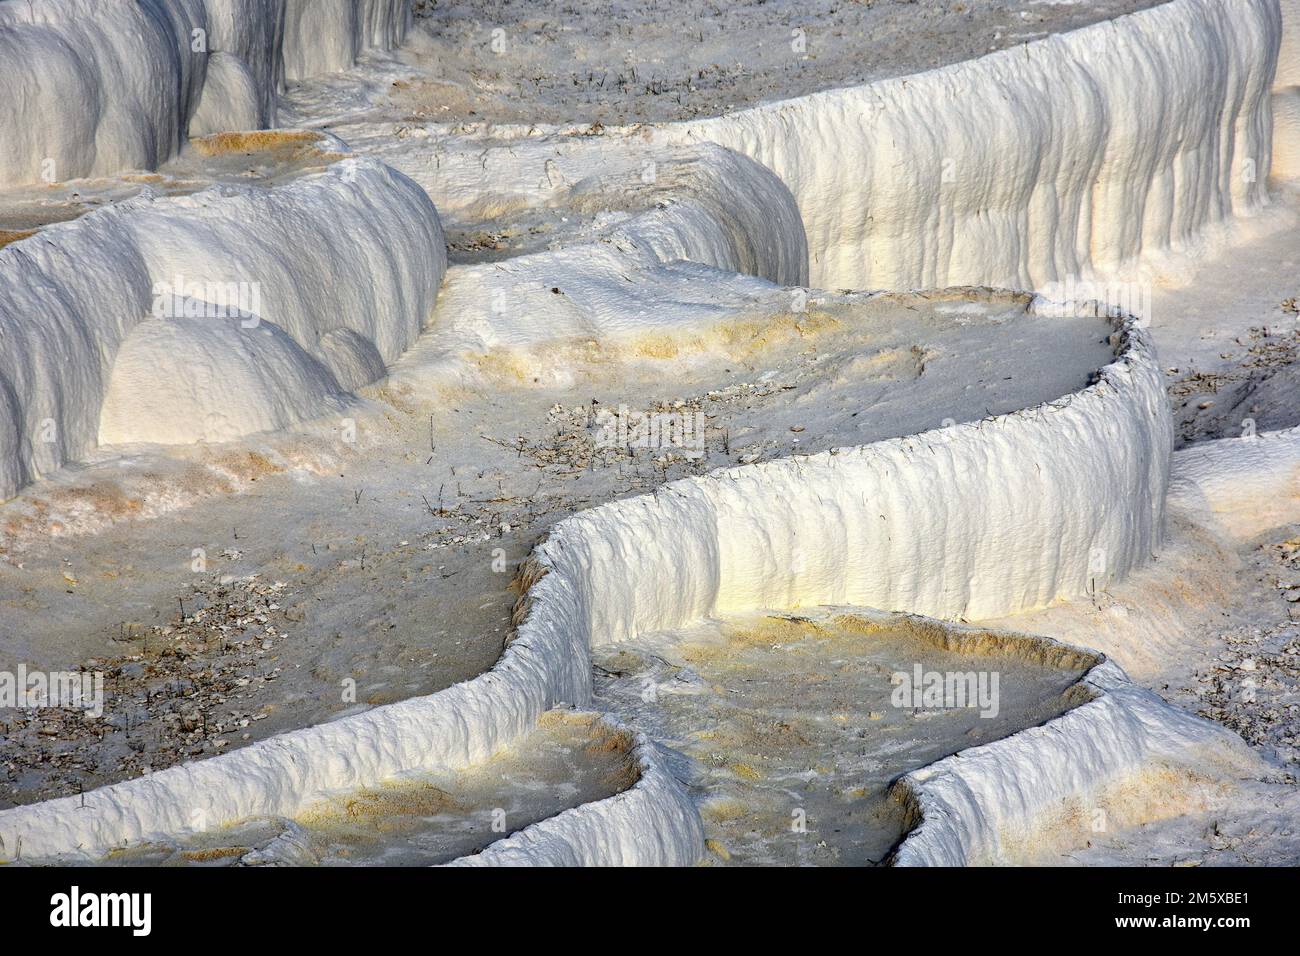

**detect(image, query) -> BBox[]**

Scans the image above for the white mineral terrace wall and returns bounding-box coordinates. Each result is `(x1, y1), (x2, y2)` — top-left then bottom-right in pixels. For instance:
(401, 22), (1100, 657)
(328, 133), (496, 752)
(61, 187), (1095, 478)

(1275, 0), (1300, 179)
(539, 316), (1169, 639)
(449, 720), (704, 867)
(0, 158), (445, 500)
(0, 311), (1171, 863)
(891, 655), (1259, 866)
(281, 0), (412, 84)
(0, 0), (413, 187)
(1168, 425), (1300, 540)
(423, 143), (808, 359)
(666, 0), (1281, 291)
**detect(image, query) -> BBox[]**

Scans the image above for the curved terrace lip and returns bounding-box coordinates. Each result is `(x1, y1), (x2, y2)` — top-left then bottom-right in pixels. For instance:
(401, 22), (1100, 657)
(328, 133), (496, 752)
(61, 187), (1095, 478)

(0, 130), (354, 250)
(548, 607), (1106, 870)
(883, 622), (1110, 865)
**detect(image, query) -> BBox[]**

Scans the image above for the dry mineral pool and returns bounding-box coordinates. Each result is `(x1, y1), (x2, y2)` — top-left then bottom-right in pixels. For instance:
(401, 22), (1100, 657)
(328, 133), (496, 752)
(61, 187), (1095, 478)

(593, 609), (1097, 866)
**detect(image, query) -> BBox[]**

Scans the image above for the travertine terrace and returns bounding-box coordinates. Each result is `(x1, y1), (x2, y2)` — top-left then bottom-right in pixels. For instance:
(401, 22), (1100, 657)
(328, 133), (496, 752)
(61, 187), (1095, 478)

(0, 0), (1297, 870)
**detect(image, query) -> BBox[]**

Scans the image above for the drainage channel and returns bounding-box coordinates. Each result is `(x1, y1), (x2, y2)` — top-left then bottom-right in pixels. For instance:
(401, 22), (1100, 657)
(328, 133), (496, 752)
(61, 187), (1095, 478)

(594, 609), (1095, 866)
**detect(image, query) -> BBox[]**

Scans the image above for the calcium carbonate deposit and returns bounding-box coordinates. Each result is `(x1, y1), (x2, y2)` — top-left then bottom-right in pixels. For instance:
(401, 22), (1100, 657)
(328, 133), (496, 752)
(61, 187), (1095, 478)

(592, 610), (1098, 866)
(0, 0), (1298, 871)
